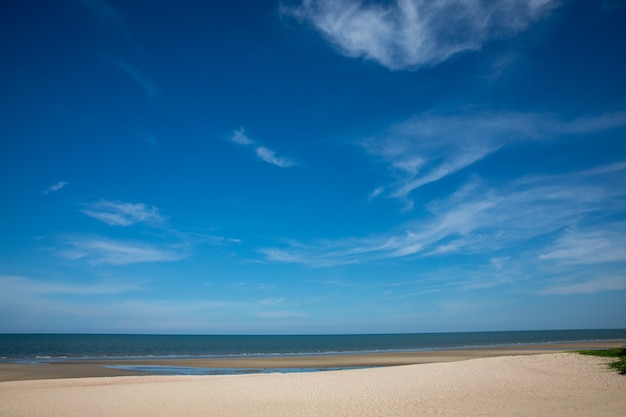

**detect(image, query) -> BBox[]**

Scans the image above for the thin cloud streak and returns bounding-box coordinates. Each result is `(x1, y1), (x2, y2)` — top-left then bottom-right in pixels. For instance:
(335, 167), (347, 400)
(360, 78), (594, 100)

(363, 111), (626, 205)
(230, 128), (255, 145)
(538, 226), (626, 265)
(229, 128), (297, 168)
(0, 276), (306, 333)
(540, 275), (626, 295)
(43, 181), (68, 195)
(58, 234), (186, 265)
(285, 0), (557, 70)
(111, 60), (157, 98)
(255, 146), (296, 168)
(96, 53), (157, 99)
(261, 161), (626, 266)
(0, 275), (140, 296)
(69, 202), (236, 266)
(81, 200), (163, 226)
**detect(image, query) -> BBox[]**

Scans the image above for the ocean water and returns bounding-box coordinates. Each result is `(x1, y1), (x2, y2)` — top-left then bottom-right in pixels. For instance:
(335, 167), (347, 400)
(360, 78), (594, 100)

(1, 329), (624, 363)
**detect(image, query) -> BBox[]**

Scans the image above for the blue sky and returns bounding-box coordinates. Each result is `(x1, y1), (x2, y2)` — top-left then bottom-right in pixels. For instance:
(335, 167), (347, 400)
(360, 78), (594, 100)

(1, 0), (625, 334)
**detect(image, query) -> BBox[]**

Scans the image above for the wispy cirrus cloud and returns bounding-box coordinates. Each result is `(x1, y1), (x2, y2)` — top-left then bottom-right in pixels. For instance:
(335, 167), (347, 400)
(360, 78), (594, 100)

(58, 234), (185, 265)
(81, 200), (163, 226)
(363, 111), (626, 207)
(0, 275), (140, 296)
(0, 275), (308, 333)
(230, 128), (255, 145)
(96, 53), (157, 99)
(229, 128), (297, 168)
(43, 181), (68, 195)
(256, 310), (309, 319)
(538, 226), (626, 265)
(84, 2), (153, 98)
(254, 297), (308, 320)
(258, 297), (286, 306)
(255, 146), (296, 168)
(0, 277), (218, 333)
(284, 0), (557, 70)
(69, 201), (237, 265)
(261, 161), (626, 266)
(0, 275), (309, 333)
(540, 275), (626, 295)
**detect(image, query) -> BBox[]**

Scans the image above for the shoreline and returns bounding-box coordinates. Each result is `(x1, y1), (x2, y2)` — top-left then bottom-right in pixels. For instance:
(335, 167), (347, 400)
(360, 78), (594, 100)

(1, 352), (624, 417)
(1, 340), (623, 382)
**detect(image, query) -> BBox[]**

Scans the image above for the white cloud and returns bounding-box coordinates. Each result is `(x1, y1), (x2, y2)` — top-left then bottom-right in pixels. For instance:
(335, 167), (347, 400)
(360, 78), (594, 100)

(489, 257), (510, 271)
(0, 275), (140, 296)
(255, 146), (296, 168)
(229, 128), (297, 168)
(82, 200), (163, 226)
(363, 111), (626, 205)
(367, 186), (385, 200)
(0, 276), (263, 333)
(0, 276), (316, 333)
(285, 0), (557, 70)
(539, 226), (626, 264)
(72, 202), (235, 266)
(261, 161), (626, 266)
(58, 234), (185, 265)
(540, 276), (626, 295)
(179, 230), (241, 246)
(230, 127), (255, 145)
(43, 181), (68, 195)
(258, 297), (286, 305)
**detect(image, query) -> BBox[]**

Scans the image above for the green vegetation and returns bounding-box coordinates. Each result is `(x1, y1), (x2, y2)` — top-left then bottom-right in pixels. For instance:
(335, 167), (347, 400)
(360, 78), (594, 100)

(577, 347), (626, 375)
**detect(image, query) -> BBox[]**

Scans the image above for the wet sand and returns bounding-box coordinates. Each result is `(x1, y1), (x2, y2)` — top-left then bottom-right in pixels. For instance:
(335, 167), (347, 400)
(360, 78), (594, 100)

(0, 341), (623, 381)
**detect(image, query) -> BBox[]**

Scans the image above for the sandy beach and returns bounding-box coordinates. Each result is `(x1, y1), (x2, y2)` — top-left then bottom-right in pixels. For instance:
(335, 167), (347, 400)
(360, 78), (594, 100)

(1, 343), (625, 416)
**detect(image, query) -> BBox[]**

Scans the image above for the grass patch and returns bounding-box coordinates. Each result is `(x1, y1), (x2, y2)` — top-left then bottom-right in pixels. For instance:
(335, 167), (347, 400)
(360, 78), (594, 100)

(577, 348), (626, 375)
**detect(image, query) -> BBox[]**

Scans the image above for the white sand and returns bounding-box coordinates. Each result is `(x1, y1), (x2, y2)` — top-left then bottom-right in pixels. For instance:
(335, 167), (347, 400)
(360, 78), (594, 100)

(1, 353), (624, 417)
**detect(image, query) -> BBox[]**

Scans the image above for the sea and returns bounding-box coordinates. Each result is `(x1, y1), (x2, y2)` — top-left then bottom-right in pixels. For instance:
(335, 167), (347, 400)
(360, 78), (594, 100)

(1, 329), (624, 363)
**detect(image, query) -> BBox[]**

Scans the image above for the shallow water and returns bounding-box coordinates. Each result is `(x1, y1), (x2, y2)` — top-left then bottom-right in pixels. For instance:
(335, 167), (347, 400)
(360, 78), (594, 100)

(1, 329), (624, 363)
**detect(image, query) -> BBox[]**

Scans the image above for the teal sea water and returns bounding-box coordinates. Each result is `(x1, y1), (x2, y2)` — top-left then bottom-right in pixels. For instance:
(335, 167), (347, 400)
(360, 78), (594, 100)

(1, 329), (624, 363)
